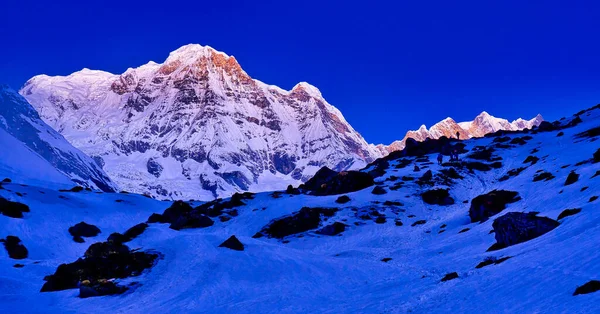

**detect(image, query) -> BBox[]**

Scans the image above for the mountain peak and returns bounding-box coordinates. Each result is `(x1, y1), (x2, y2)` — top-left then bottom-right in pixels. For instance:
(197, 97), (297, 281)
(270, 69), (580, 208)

(291, 82), (322, 98)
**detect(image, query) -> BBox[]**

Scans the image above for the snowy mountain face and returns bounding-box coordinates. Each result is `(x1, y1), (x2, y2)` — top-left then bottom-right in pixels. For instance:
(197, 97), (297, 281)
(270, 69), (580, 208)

(20, 44), (380, 200)
(0, 85), (116, 191)
(1, 104), (599, 313)
(377, 111), (543, 154)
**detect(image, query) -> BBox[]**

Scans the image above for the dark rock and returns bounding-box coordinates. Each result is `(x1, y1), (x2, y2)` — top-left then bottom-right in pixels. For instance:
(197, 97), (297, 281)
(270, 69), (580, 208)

(594, 149), (600, 163)
(469, 190), (521, 223)
(394, 219), (403, 226)
(79, 280), (127, 298)
(252, 232), (264, 239)
(573, 280), (600, 296)
(107, 223), (148, 244)
(537, 121), (559, 132)
(60, 186), (85, 192)
(440, 167), (463, 180)
(475, 256), (512, 269)
(557, 208), (582, 220)
(575, 126), (600, 139)
(565, 171), (580, 186)
(259, 207), (338, 239)
(418, 170), (433, 185)
(441, 272), (459, 282)
(147, 213), (167, 223)
(146, 158), (163, 178)
(371, 186), (387, 195)
(499, 167), (526, 182)
(41, 241), (159, 293)
(465, 162), (493, 172)
(489, 212), (559, 250)
(593, 170), (600, 178)
(533, 172), (555, 182)
(1, 236), (28, 259)
(286, 185), (300, 195)
(381, 258), (392, 262)
(510, 137), (527, 145)
(383, 200), (403, 206)
(0, 197), (30, 218)
(411, 220), (426, 226)
(421, 189), (454, 206)
(590, 196), (598, 202)
(170, 214), (214, 230)
(365, 159), (389, 178)
(2, 178), (11, 183)
(467, 147), (497, 161)
(401, 176), (415, 181)
(375, 216), (387, 224)
(73, 236), (85, 243)
(13, 264), (24, 268)
(218, 235), (244, 251)
(556, 131), (564, 137)
(458, 228), (470, 233)
(317, 222), (347, 236)
(413, 165), (420, 172)
(69, 222), (101, 239)
(303, 167), (374, 196)
(523, 155), (540, 165)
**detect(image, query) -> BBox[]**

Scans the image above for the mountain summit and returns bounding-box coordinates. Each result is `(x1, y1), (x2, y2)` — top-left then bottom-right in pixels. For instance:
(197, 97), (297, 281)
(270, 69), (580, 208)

(20, 44), (380, 200)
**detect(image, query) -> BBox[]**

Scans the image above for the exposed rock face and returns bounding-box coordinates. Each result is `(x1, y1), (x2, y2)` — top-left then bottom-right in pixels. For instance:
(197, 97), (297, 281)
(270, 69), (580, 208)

(218, 235), (244, 251)
(376, 112), (543, 154)
(0, 197), (30, 218)
(469, 190), (521, 223)
(257, 207), (338, 239)
(20, 44), (380, 200)
(490, 212), (559, 250)
(302, 167), (374, 196)
(1, 236), (28, 259)
(0, 86), (116, 191)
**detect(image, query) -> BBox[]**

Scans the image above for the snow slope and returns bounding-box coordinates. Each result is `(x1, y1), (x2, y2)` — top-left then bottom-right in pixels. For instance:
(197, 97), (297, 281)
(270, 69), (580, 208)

(20, 44), (380, 200)
(0, 106), (598, 313)
(0, 85), (117, 191)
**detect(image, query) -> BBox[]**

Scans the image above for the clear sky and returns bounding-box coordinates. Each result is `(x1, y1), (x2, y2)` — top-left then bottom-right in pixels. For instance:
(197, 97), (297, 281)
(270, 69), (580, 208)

(1, 0), (599, 144)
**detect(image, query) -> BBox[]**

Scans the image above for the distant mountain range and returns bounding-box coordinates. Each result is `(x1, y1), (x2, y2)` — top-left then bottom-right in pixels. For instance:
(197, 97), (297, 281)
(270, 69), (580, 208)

(374, 112), (544, 154)
(19, 44), (542, 199)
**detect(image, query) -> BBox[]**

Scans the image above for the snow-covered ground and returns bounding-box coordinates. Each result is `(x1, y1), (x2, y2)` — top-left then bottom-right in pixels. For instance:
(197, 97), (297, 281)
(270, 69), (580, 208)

(0, 106), (599, 313)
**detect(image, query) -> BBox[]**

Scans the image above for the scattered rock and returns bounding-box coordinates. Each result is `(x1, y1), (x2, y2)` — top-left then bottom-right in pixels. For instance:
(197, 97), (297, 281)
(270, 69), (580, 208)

(475, 256), (512, 269)
(394, 219), (403, 226)
(417, 170), (433, 185)
(556, 131), (564, 137)
(575, 126), (600, 139)
(41, 241), (159, 293)
(499, 167), (526, 182)
(523, 155), (540, 165)
(594, 149), (600, 163)
(1, 236), (28, 259)
(565, 171), (580, 186)
(258, 207), (338, 239)
(218, 235), (244, 251)
(489, 212), (559, 251)
(13, 264), (24, 268)
(286, 185), (300, 195)
(150, 200), (215, 230)
(581, 187), (588, 192)
(79, 280), (127, 298)
(317, 222), (347, 236)
(375, 216), (387, 224)
(421, 189), (454, 206)
(590, 196), (598, 202)
(303, 167), (374, 196)
(458, 228), (470, 233)
(411, 220), (426, 226)
(2, 178), (11, 183)
(441, 272), (459, 282)
(413, 165), (420, 172)
(533, 172), (555, 182)
(59, 186), (85, 193)
(469, 190), (521, 223)
(334, 195), (351, 205)
(68, 222), (101, 241)
(108, 223), (149, 244)
(381, 258), (392, 262)
(0, 197), (30, 218)
(371, 186), (387, 195)
(557, 208), (582, 220)
(573, 280), (600, 296)
(383, 200), (403, 206)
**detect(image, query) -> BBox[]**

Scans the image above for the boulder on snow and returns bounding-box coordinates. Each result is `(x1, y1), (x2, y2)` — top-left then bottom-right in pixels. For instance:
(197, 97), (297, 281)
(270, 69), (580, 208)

(1, 236), (28, 259)
(557, 208), (582, 220)
(0, 197), (30, 218)
(41, 240), (159, 293)
(421, 189), (454, 206)
(68, 222), (101, 241)
(533, 171), (555, 182)
(218, 235), (245, 251)
(469, 190), (521, 223)
(565, 170), (580, 186)
(150, 200), (215, 230)
(417, 170), (433, 185)
(107, 223), (148, 244)
(316, 222), (347, 236)
(258, 207), (338, 239)
(303, 167), (374, 196)
(489, 212), (559, 251)
(335, 195), (351, 204)
(79, 280), (127, 298)
(441, 272), (459, 282)
(573, 280), (600, 296)
(594, 149), (600, 163)
(371, 186), (387, 195)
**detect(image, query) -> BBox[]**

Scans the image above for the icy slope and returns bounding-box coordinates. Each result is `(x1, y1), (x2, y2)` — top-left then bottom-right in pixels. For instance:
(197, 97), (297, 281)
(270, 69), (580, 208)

(20, 44), (380, 200)
(0, 85), (117, 191)
(0, 105), (599, 313)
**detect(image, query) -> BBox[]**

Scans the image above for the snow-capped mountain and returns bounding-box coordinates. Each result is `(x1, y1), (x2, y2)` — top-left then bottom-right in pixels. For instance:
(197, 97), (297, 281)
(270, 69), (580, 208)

(0, 85), (116, 191)
(377, 111), (543, 154)
(1, 103), (599, 313)
(20, 44), (380, 200)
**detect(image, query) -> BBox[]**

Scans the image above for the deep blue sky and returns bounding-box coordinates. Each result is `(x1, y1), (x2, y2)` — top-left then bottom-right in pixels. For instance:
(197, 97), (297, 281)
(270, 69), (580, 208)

(2, 0), (599, 144)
